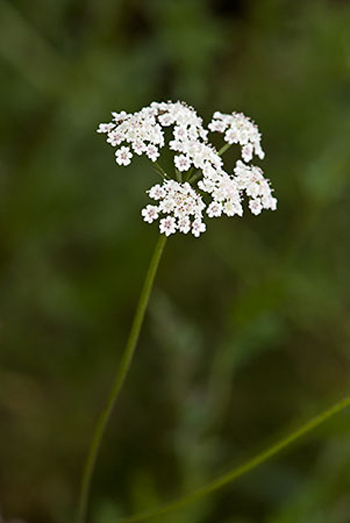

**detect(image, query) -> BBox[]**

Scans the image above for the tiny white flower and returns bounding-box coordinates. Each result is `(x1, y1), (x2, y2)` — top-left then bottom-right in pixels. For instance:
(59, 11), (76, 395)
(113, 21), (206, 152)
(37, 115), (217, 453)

(146, 144), (160, 162)
(169, 139), (182, 151)
(159, 197), (176, 213)
(159, 216), (177, 236)
(115, 146), (132, 166)
(112, 110), (127, 121)
(158, 113), (174, 126)
(249, 198), (262, 215)
(141, 205), (159, 223)
(207, 202), (223, 218)
(242, 143), (253, 162)
(224, 200), (243, 217)
(246, 181), (261, 198)
(178, 216), (191, 234)
(262, 195), (277, 211)
(97, 122), (115, 134)
(174, 154), (191, 172)
(224, 128), (239, 144)
(255, 144), (265, 160)
(173, 125), (187, 141)
(132, 140), (146, 155)
(208, 120), (227, 132)
(148, 184), (166, 200)
(192, 219), (206, 237)
(107, 130), (124, 146)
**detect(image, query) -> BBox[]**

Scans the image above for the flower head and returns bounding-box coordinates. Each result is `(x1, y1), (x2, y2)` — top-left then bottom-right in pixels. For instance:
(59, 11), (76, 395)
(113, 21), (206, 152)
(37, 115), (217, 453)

(98, 101), (277, 236)
(143, 179), (206, 237)
(209, 111), (265, 161)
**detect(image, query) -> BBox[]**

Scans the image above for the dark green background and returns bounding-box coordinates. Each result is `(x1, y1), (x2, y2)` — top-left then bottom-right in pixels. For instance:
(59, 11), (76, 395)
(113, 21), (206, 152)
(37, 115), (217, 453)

(0, 0), (349, 522)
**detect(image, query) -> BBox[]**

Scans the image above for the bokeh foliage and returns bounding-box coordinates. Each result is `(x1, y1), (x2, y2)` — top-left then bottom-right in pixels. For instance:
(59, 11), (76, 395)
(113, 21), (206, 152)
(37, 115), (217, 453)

(0, 0), (349, 522)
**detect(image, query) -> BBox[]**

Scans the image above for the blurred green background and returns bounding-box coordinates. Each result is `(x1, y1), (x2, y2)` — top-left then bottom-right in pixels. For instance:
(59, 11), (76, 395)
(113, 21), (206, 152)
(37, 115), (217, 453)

(0, 0), (349, 522)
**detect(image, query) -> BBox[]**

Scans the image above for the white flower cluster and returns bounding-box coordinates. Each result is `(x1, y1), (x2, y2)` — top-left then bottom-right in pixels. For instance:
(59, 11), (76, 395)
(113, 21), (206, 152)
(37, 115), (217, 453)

(234, 161), (277, 215)
(209, 111), (265, 162)
(142, 180), (206, 237)
(97, 101), (211, 169)
(196, 160), (276, 220)
(97, 101), (277, 237)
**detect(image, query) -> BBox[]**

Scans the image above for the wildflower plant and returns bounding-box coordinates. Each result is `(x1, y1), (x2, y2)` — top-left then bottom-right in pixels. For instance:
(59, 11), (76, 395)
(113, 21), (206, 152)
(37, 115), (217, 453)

(76, 101), (349, 523)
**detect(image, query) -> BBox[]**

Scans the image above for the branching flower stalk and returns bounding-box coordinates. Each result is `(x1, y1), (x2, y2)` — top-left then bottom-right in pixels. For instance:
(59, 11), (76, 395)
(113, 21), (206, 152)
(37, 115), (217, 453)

(77, 100), (278, 522)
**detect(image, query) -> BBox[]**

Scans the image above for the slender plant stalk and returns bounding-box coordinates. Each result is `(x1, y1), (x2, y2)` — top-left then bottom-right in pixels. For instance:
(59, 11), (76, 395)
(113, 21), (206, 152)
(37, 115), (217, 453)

(218, 142), (232, 156)
(116, 395), (350, 523)
(154, 161), (170, 179)
(76, 235), (167, 523)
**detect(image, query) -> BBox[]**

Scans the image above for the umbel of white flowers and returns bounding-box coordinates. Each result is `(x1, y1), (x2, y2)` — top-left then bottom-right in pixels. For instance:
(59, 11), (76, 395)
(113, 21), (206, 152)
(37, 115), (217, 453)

(97, 101), (277, 237)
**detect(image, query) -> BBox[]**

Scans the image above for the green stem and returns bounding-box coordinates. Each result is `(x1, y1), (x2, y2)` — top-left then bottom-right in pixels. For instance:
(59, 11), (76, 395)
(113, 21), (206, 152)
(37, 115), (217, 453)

(175, 168), (182, 182)
(188, 171), (202, 184)
(153, 161), (169, 179)
(218, 142), (232, 156)
(76, 235), (167, 523)
(116, 395), (350, 523)
(184, 166), (195, 182)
